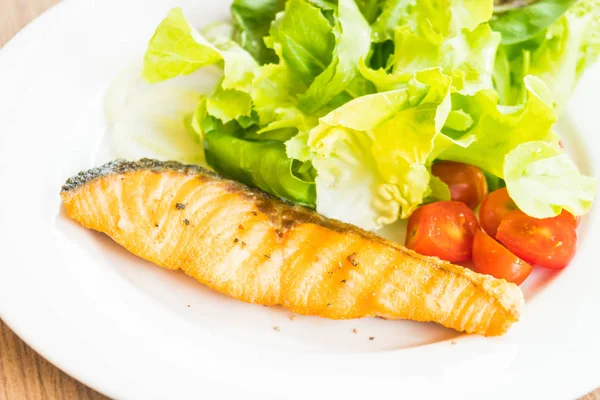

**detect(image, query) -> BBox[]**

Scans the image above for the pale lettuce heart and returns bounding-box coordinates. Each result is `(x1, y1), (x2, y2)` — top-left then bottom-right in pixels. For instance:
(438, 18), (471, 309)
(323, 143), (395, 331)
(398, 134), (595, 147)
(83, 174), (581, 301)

(362, 24), (500, 94)
(363, 0), (498, 95)
(106, 62), (219, 166)
(311, 127), (387, 230)
(305, 70), (452, 230)
(371, 0), (493, 43)
(505, 141), (597, 217)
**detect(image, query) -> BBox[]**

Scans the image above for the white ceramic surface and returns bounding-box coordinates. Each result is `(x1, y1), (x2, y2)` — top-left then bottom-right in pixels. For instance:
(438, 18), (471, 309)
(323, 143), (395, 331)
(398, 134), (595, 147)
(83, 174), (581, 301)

(0, 1), (599, 399)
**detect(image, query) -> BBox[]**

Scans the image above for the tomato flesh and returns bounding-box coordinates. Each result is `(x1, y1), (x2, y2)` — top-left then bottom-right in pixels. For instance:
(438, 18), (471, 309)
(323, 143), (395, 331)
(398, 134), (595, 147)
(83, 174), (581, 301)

(479, 188), (518, 237)
(552, 209), (580, 228)
(496, 211), (577, 269)
(431, 161), (488, 209)
(406, 201), (480, 263)
(472, 230), (533, 285)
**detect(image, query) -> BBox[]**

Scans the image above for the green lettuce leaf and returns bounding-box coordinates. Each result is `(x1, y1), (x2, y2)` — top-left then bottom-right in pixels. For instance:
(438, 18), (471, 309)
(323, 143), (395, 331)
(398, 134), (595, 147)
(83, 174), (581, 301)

(185, 96), (208, 143)
(143, 7), (258, 92)
(368, 40), (395, 70)
(362, 0), (499, 94)
(361, 26), (500, 94)
(138, 1), (598, 229)
(493, 0), (600, 109)
(218, 41), (260, 93)
(298, 0), (373, 113)
(269, 0), (335, 85)
(205, 132), (316, 207)
(307, 0), (337, 9)
(437, 75), (560, 177)
(251, 60), (304, 125)
(143, 8), (222, 83)
(370, 0), (491, 44)
(355, 0), (386, 24)
(231, 0), (286, 64)
(371, 0), (413, 42)
(491, 0), (577, 45)
(423, 175), (452, 203)
(504, 141), (597, 217)
(303, 69), (451, 230)
(206, 87), (253, 123)
(393, 23), (501, 94)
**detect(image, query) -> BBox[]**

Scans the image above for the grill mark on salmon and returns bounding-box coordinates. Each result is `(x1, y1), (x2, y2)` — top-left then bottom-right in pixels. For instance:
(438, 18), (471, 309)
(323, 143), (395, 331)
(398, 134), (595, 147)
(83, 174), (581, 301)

(61, 159), (524, 336)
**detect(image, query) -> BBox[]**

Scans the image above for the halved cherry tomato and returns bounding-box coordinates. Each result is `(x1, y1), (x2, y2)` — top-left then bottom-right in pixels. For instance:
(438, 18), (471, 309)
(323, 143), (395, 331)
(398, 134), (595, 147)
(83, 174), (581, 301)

(479, 188), (518, 237)
(472, 230), (533, 285)
(552, 209), (580, 228)
(431, 161), (488, 209)
(406, 201), (480, 263)
(496, 210), (577, 269)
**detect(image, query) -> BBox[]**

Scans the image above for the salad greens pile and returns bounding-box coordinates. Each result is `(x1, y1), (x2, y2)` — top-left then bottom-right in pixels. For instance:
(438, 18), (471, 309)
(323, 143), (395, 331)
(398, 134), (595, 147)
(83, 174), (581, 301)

(140, 0), (598, 231)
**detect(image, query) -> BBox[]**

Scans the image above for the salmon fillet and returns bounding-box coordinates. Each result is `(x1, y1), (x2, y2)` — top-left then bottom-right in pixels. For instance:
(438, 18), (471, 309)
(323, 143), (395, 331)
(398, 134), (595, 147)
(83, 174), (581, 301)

(60, 159), (524, 336)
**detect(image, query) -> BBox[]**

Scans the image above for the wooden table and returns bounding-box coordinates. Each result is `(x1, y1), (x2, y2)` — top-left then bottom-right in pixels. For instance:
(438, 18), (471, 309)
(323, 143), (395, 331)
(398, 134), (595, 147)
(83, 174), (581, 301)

(0, 1), (598, 399)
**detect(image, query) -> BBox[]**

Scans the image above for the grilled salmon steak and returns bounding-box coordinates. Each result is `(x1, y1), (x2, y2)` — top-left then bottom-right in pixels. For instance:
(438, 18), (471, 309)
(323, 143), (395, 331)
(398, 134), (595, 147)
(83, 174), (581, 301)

(61, 159), (524, 336)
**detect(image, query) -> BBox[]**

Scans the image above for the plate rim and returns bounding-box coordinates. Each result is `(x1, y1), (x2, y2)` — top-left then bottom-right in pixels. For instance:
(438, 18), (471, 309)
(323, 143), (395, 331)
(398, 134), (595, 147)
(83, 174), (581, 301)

(0, 1), (599, 399)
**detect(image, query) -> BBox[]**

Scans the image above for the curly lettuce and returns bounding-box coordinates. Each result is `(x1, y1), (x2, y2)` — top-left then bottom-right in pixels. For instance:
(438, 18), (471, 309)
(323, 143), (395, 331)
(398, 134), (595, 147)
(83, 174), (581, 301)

(131, 1), (599, 231)
(298, 70), (451, 230)
(493, 0), (600, 109)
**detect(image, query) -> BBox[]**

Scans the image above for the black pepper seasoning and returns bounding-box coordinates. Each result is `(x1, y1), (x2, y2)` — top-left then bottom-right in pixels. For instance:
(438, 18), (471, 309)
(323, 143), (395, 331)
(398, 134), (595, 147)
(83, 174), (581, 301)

(347, 253), (359, 266)
(183, 219), (190, 226)
(175, 203), (186, 210)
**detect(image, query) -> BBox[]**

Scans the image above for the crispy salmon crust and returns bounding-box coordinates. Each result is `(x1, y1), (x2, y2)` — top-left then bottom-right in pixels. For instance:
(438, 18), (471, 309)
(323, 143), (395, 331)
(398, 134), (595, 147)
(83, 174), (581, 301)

(61, 159), (524, 336)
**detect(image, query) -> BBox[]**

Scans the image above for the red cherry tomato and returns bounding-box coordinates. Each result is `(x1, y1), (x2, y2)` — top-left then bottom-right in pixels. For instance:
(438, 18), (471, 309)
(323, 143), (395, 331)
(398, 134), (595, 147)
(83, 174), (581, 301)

(472, 230), (533, 285)
(406, 201), (480, 263)
(496, 211), (577, 269)
(552, 209), (580, 228)
(431, 161), (488, 209)
(479, 188), (518, 237)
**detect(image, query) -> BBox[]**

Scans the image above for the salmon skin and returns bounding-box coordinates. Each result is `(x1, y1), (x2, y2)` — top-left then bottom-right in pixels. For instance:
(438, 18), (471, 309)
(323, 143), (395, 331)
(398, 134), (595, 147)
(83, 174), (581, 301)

(61, 159), (524, 336)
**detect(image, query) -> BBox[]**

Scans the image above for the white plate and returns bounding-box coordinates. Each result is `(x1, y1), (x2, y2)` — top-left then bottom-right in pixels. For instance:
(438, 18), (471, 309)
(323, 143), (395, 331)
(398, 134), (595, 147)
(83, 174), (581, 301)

(0, 1), (599, 399)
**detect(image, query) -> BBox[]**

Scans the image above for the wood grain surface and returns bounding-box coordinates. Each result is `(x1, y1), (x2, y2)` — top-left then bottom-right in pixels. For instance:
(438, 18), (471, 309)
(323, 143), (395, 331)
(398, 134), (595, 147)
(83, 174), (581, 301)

(0, 1), (598, 399)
